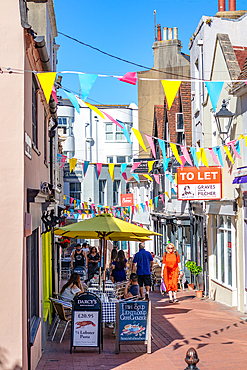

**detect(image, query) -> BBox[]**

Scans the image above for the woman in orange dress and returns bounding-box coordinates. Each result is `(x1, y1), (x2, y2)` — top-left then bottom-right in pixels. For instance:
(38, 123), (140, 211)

(162, 243), (183, 303)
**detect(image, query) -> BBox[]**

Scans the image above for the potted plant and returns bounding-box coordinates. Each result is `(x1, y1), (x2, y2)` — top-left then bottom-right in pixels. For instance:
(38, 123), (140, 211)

(185, 261), (203, 297)
(185, 261), (195, 290)
(60, 237), (70, 258)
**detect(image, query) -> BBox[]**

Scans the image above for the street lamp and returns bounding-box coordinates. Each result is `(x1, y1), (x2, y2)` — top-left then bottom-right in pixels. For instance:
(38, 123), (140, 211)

(215, 99), (235, 144)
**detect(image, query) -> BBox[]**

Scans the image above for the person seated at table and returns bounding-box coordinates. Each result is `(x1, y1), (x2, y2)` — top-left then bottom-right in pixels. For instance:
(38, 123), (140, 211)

(112, 250), (127, 283)
(60, 273), (84, 301)
(124, 273), (140, 298)
(110, 248), (118, 282)
(87, 246), (100, 281)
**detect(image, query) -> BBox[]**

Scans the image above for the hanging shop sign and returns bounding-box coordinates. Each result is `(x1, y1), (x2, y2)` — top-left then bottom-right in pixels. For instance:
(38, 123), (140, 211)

(120, 193), (134, 207)
(177, 166), (222, 201)
(70, 292), (102, 354)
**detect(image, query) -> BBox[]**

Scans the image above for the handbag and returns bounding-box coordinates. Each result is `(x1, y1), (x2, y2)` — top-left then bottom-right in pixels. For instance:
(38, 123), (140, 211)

(161, 278), (166, 292)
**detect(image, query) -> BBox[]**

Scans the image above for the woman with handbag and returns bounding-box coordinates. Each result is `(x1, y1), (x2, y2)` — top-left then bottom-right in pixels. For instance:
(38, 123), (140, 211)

(162, 243), (183, 303)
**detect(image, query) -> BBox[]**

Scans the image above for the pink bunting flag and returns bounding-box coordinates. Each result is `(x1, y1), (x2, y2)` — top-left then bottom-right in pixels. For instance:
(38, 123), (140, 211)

(97, 163), (102, 178)
(180, 155), (186, 170)
(78, 210), (81, 215)
(70, 197), (74, 206)
(145, 201), (149, 211)
(118, 72), (137, 85)
(122, 172), (128, 182)
(208, 148), (220, 166)
(153, 174), (160, 184)
(101, 111), (123, 129)
(227, 140), (241, 159)
(130, 162), (141, 173)
(60, 155), (67, 169)
(145, 135), (156, 158)
(51, 85), (58, 104)
(180, 145), (193, 166)
(132, 205), (135, 215)
(160, 194), (165, 206)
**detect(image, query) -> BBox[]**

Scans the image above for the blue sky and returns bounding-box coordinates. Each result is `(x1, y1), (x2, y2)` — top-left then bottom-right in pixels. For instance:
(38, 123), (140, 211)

(54, 0), (246, 105)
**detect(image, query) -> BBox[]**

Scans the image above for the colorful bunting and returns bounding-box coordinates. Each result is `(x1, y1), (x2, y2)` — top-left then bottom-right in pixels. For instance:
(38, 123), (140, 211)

(117, 120), (132, 144)
(171, 188), (177, 195)
(37, 72), (56, 103)
(84, 101), (105, 119)
(130, 162), (141, 173)
(224, 145), (234, 164)
(200, 148), (209, 167)
(190, 147), (199, 168)
(143, 174), (153, 181)
(64, 90), (80, 113)
(153, 174), (160, 184)
(227, 140), (241, 159)
(165, 191), (170, 199)
(161, 80), (181, 110)
(132, 173), (140, 183)
(235, 140), (241, 157)
(108, 163), (115, 181)
(160, 194), (165, 205)
(52, 85), (58, 103)
(208, 148), (220, 166)
(101, 111), (123, 128)
(170, 143), (182, 165)
(69, 158), (77, 173)
(166, 173), (174, 184)
(145, 135), (156, 158)
(83, 161), (89, 176)
(180, 145), (193, 166)
(121, 163), (127, 174)
(78, 73), (98, 101)
(148, 161), (155, 173)
(118, 72), (137, 85)
(132, 128), (147, 152)
(95, 163), (102, 179)
(154, 196), (158, 208)
(122, 172), (128, 182)
(213, 146), (223, 166)
(205, 81), (224, 112)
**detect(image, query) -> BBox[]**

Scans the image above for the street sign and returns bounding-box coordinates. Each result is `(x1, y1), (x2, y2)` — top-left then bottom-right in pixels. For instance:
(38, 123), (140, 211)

(120, 193), (134, 207)
(177, 166), (222, 201)
(70, 292), (102, 354)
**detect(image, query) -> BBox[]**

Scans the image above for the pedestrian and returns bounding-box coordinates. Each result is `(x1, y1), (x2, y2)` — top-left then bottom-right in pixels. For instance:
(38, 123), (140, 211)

(111, 250), (127, 282)
(132, 243), (153, 298)
(124, 273), (140, 298)
(60, 273), (84, 301)
(71, 243), (87, 271)
(82, 242), (90, 256)
(87, 246), (100, 281)
(162, 243), (183, 303)
(110, 248), (118, 282)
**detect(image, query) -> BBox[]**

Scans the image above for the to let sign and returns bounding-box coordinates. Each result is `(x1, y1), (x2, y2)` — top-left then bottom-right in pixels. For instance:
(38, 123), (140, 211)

(120, 193), (134, 207)
(177, 166), (222, 201)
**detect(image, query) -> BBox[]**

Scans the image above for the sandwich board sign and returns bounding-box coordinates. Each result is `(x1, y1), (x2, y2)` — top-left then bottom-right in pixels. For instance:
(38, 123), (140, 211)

(70, 292), (102, 354)
(177, 166), (222, 201)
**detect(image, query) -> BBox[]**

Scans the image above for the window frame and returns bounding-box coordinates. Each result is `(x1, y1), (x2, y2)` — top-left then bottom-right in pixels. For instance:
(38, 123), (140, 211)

(69, 182), (81, 201)
(32, 75), (38, 148)
(99, 180), (106, 205)
(113, 180), (120, 206)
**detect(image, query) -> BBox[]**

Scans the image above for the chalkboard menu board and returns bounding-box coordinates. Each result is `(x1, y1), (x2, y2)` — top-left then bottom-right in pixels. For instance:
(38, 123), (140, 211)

(119, 301), (148, 341)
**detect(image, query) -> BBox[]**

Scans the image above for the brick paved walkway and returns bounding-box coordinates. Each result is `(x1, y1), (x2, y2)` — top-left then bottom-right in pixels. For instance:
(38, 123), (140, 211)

(37, 291), (247, 370)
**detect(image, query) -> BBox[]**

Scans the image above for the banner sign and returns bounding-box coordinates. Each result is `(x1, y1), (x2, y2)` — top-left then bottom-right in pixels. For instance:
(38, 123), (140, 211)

(120, 193), (134, 207)
(177, 166), (222, 201)
(119, 301), (148, 342)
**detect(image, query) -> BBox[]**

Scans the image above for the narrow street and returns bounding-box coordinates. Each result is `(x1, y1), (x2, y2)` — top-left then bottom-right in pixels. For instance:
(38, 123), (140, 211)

(37, 291), (247, 370)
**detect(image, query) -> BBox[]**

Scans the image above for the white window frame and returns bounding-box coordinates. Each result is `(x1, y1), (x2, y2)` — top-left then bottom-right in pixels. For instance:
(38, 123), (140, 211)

(176, 113), (184, 132)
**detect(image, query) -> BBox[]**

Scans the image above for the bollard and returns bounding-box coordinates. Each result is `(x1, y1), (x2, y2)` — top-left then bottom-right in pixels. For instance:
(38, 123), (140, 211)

(184, 348), (200, 370)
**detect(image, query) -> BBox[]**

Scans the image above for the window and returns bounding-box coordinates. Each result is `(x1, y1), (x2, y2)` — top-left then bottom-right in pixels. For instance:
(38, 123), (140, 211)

(107, 157), (113, 163)
(115, 125), (125, 141)
(70, 182), (81, 201)
(27, 228), (39, 320)
(105, 123), (113, 140)
(117, 156), (126, 163)
(99, 180), (106, 205)
(44, 110), (47, 163)
(113, 180), (120, 205)
(58, 117), (67, 135)
(176, 113), (184, 132)
(211, 215), (235, 287)
(32, 76), (38, 147)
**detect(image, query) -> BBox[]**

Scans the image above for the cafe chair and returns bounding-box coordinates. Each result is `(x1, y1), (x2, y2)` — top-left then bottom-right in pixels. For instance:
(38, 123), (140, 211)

(50, 299), (72, 343)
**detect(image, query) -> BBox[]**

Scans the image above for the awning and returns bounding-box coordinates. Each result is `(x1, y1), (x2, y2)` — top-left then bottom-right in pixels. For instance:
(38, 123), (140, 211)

(232, 175), (247, 184)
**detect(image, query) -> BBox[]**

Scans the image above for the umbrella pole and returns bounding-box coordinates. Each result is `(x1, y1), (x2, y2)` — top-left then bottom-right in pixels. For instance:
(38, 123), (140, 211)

(98, 239), (102, 289)
(103, 236), (107, 293)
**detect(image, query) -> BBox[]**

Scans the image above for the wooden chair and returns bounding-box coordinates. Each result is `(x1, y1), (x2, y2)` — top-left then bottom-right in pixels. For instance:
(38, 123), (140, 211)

(115, 281), (128, 300)
(50, 299), (72, 343)
(152, 266), (162, 291)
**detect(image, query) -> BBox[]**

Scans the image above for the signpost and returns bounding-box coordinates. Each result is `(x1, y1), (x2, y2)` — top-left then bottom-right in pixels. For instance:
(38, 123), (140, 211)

(70, 292), (102, 354)
(177, 166), (222, 201)
(115, 299), (151, 354)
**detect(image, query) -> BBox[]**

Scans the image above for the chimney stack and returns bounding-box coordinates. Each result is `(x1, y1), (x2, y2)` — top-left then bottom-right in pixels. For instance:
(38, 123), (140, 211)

(168, 28), (173, 40)
(218, 0), (225, 11)
(157, 24), (161, 41)
(229, 0), (236, 11)
(163, 27), (168, 41)
(174, 27), (178, 40)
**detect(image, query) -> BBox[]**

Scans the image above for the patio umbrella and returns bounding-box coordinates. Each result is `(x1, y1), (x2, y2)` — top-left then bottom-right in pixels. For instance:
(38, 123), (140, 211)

(55, 213), (160, 290)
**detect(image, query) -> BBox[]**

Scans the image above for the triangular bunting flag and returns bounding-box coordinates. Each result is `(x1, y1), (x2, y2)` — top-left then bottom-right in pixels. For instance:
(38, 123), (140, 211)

(84, 101), (105, 119)
(37, 72), (56, 103)
(235, 140), (241, 157)
(238, 134), (244, 140)
(154, 196), (158, 208)
(95, 163), (102, 179)
(224, 145), (234, 164)
(180, 155), (186, 170)
(227, 140), (241, 159)
(83, 161), (89, 176)
(171, 188), (177, 195)
(78, 73), (98, 101)
(161, 80), (181, 110)
(118, 72), (137, 85)
(166, 173), (174, 184)
(132, 128), (147, 152)
(205, 81), (224, 112)
(165, 191), (170, 199)
(208, 148), (220, 166)
(153, 174), (160, 184)
(148, 161), (155, 173)
(213, 146), (223, 166)
(117, 120), (132, 144)
(190, 147), (199, 168)
(122, 172), (128, 182)
(132, 173), (140, 183)
(145, 201), (149, 211)
(200, 148), (209, 167)
(69, 158), (77, 173)
(245, 136), (247, 147)
(158, 139), (167, 159)
(149, 199), (153, 210)
(143, 174), (153, 181)
(160, 194), (165, 205)
(180, 145), (193, 166)
(52, 85), (58, 104)
(130, 162), (141, 173)
(102, 111), (123, 128)
(170, 143), (182, 165)
(64, 90), (80, 113)
(108, 163), (115, 181)
(163, 158), (170, 172)
(57, 153), (62, 162)
(145, 135), (156, 158)
(121, 163), (127, 174)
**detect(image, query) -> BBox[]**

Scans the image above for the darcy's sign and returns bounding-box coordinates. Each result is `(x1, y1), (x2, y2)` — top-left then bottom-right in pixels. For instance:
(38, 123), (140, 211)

(177, 166), (222, 201)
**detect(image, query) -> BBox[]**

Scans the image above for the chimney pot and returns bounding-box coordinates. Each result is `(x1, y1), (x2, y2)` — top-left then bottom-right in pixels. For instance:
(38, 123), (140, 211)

(168, 27), (173, 40)
(163, 27), (168, 41)
(174, 27), (178, 40)
(218, 0), (225, 11)
(229, 0), (236, 11)
(157, 24), (161, 41)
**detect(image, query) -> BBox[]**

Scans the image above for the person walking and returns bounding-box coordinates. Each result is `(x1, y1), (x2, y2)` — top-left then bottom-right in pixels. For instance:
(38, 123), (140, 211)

(162, 243), (183, 303)
(87, 246), (100, 281)
(71, 244), (87, 271)
(110, 248), (118, 282)
(132, 243), (153, 298)
(111, 250), (127, 282)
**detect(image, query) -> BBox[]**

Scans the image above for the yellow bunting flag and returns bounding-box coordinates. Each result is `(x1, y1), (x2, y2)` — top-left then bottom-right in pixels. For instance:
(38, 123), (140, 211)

(148, 160), (155, 173)
(84, 101), (105, 120)
(224, 145), (234, 164)
(200, 148), (209, 167)
(149, 199), (153, 210)
(132, 128), (147, 152)
(165, 191), (170, 199)
(161, 80), (181, 110)
(238, 134), (244, 140)
(63, 195), (66, 200)
(37, 72), (56, 103)
(81, 214), (85, 220)
(143, 174), (153, 181)
(196, 150), (201, 163)
(108, 163), (115, 181)
(84, 202), (88, 211)
(245, 136), (247, 147)
(136, 204), (139, 213)
(170, 143), (182, 165)
(69, 158), (77, 173)
(74, 200), (76, 208)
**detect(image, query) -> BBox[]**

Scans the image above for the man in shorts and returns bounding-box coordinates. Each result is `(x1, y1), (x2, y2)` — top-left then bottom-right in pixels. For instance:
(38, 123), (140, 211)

(132, 243), (153, 297)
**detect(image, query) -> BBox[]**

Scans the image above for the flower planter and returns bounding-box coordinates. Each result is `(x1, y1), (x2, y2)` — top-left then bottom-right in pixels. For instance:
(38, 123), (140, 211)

(188, 283), (194, 290)
(195, 290), (203, 298)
